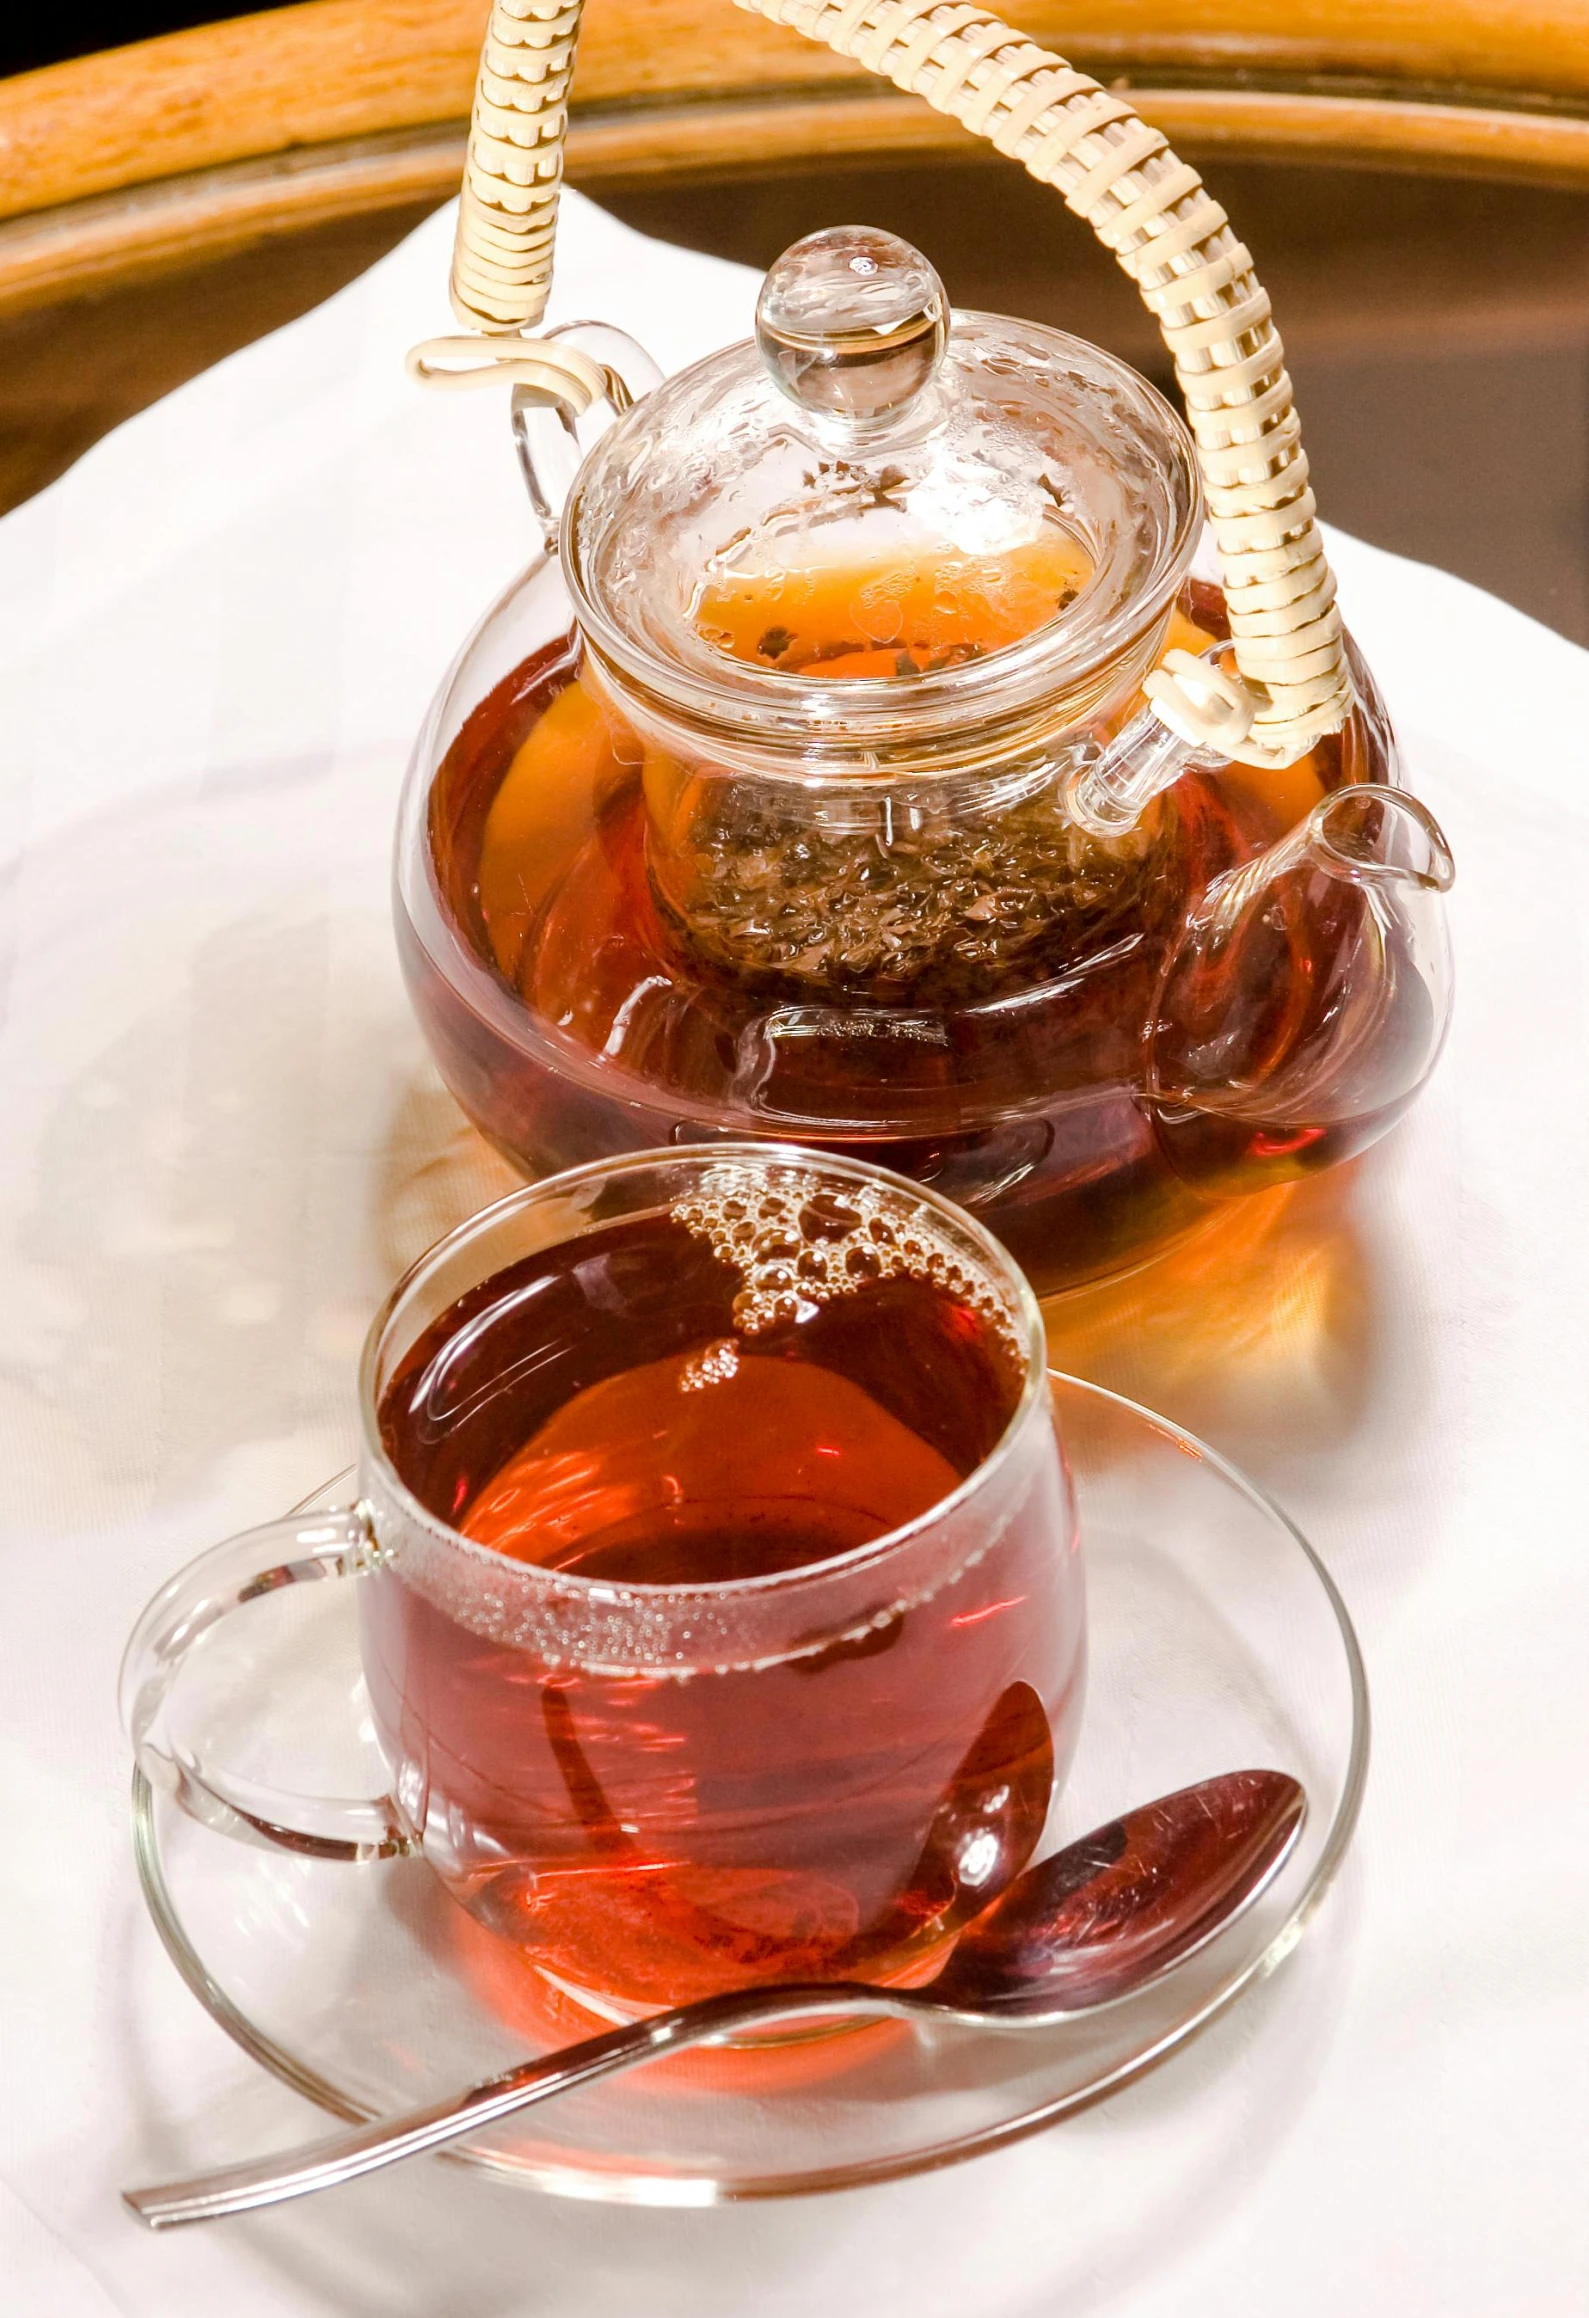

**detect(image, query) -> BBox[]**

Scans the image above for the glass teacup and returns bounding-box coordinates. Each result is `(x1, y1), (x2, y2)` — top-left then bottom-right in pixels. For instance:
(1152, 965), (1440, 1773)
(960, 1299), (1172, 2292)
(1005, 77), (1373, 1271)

(123, 1147), (1085, 2022)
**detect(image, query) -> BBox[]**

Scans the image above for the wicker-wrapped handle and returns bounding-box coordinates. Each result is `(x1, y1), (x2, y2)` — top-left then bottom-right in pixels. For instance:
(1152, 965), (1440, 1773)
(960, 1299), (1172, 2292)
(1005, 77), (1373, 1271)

(432, 0), (1351, 769)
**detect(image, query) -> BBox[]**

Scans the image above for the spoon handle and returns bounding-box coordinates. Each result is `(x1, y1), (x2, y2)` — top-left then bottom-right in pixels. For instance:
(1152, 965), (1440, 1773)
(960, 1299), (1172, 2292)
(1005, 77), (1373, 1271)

(124, 1982), (896, 2228)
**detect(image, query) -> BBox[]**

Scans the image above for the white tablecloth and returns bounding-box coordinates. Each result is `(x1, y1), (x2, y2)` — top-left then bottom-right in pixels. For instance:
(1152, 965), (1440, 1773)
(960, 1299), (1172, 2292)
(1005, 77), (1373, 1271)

(2, 193), (1586, 2315)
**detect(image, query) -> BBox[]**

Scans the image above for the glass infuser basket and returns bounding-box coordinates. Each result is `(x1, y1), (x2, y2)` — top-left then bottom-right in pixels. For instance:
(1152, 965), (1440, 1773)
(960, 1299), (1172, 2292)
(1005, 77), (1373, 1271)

(397, 0), (1454, 1297)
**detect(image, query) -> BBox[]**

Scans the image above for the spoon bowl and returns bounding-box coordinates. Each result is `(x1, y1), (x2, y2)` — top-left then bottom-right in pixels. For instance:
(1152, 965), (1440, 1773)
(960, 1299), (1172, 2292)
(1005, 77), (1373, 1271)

(931, 1765), (1305, 2018)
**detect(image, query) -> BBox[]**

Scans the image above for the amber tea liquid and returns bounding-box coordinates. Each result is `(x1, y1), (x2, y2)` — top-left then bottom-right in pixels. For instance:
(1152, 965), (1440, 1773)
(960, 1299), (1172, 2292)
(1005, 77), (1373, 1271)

(405, 568), (1386, 1296)
(364, 1180), (1082, 2018)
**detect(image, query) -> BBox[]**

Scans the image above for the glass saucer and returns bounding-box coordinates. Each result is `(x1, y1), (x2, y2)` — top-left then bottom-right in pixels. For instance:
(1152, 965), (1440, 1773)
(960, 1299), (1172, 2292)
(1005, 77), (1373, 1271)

(132, 1372), (1366, 2203)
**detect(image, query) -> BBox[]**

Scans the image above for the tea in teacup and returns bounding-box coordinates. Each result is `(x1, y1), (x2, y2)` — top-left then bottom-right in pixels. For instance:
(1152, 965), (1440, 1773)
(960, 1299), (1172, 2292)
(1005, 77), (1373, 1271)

(364, 1156), (1083, 2017)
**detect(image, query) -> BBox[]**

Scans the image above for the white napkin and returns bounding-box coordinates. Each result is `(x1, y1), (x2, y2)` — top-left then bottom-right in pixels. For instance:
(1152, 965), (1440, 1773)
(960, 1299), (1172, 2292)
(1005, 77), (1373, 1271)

(2, 190), (1586, 2315)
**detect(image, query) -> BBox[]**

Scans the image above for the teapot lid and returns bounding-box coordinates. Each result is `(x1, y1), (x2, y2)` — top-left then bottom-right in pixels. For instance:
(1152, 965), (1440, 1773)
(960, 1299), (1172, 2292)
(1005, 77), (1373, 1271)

(563, 228), (1202, 757)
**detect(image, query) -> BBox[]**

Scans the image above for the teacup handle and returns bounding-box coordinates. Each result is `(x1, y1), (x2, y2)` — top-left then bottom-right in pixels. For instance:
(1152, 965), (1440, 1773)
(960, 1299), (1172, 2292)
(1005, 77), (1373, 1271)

(120, 1512), (412, 1865)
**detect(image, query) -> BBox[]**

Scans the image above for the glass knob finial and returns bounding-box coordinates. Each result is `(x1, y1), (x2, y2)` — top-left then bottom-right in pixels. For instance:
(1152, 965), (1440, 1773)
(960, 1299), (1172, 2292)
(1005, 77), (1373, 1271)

(755, 227), (948, 426)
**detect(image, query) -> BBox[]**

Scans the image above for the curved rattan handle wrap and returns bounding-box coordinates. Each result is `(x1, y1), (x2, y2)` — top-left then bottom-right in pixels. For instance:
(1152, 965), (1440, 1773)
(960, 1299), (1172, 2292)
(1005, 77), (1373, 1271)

(448, 0), (1350, 767)
(450, 0), (583, 334)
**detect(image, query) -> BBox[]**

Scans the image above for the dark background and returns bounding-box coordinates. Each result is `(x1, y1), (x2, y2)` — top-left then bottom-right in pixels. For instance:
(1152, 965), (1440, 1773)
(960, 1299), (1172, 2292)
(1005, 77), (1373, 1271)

(1, 5), (272, 75)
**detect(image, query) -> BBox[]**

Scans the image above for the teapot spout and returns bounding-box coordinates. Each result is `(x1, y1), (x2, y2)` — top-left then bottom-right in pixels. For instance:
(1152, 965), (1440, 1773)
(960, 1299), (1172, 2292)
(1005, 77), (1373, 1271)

(1150, 784), (1455, 1194)
(1204, 781), (1454, 939)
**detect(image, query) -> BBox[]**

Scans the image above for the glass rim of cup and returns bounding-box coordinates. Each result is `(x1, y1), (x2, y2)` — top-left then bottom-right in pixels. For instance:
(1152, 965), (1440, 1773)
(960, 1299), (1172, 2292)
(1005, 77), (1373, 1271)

(355, 1140), (1052, 1609)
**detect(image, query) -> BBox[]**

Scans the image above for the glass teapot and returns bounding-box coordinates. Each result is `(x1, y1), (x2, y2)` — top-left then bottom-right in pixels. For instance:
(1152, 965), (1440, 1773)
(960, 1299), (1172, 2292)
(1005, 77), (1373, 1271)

(396, 222), (1453, 1296)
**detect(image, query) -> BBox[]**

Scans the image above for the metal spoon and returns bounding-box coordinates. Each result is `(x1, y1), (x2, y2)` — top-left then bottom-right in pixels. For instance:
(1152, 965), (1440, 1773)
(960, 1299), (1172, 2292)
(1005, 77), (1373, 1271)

(126, 1767), (1303, 2228)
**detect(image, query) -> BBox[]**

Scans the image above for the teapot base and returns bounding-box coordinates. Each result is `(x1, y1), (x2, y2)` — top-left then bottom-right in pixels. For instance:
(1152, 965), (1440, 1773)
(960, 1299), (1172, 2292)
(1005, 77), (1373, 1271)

(400, 902), (1247, 1300)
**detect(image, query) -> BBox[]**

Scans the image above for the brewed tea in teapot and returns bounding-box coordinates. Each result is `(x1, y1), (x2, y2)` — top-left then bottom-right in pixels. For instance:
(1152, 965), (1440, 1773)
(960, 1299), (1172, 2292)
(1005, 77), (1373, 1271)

(398, 223), (1451, 1295)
